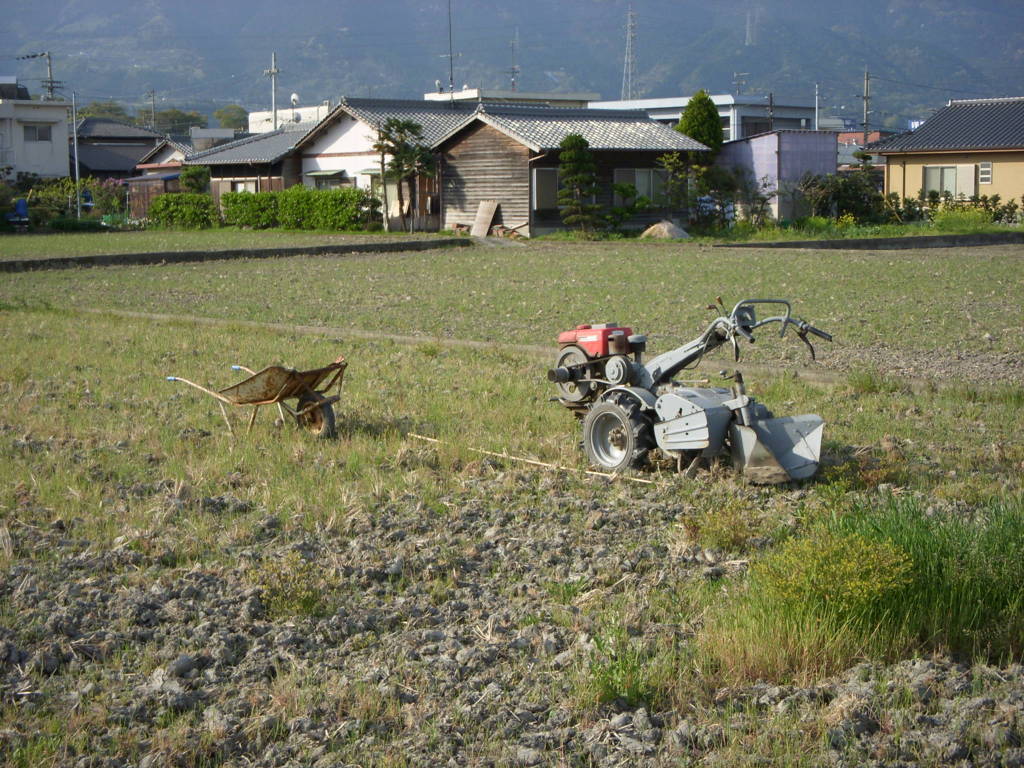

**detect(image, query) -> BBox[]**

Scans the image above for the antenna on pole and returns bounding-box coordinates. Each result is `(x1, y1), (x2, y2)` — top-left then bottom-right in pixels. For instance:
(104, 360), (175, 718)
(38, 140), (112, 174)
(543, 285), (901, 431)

(814, 82), (819, 130)
(16, 51), (63, 100)
(620, 5), (636, 100)
(447, 0), (455, 96)
(732, 72), (749, 95)
(264, 52), (280, 130)
(509, 27), (521, 91)
(861, 69), (870, 149)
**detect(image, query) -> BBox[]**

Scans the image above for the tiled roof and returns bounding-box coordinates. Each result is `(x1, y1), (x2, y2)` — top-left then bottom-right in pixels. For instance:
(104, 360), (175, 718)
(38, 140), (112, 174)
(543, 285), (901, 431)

(75, 118), (164, 140)
(296, 98), (476, 149)
(184, 127), (309, 165)
(296, 98), (707, 153)
(869, 97), (1024, 153)
(450, 103), (709, 152)
(76, 143), (156, 173)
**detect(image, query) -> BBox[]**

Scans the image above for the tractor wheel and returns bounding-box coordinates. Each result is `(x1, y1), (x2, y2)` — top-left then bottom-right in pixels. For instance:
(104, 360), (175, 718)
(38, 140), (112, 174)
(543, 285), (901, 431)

(554, 345), (593, 403)
(295, 393), (337, 439)
(583, 398), (653, 472)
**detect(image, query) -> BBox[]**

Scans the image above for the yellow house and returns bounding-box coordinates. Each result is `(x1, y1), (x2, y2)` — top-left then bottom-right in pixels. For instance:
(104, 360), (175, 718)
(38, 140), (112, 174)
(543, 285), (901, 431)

(871, 97), (1024, 202)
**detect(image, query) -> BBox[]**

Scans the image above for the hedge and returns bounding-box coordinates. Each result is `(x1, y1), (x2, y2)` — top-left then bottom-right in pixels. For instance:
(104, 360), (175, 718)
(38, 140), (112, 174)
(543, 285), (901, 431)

(275, 186), (378, 230)
(148, 193), (219, 229)
(221, 191), (279, 229)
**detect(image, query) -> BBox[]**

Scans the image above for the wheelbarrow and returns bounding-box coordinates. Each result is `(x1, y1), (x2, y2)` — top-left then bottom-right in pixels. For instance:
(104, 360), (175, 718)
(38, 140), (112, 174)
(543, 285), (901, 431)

(167, 355), (347, 439)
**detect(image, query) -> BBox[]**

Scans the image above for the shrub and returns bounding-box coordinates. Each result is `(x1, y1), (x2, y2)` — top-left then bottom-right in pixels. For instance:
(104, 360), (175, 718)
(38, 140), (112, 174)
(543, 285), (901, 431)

(248, 550), (337, 618)
(179, 165), (211, 194)
(48, 217), (106, 232)
(794, 215), (833, 235)
(221, 191), (278, 229)
(277, 186), (379, 230)
(147, 193), (219, 229)
(756, 532), (911, 615)
(931, 207), (993, 232)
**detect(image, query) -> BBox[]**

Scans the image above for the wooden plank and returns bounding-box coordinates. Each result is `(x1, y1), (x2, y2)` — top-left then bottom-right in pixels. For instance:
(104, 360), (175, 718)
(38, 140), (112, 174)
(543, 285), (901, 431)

(470, 200), (499, 237)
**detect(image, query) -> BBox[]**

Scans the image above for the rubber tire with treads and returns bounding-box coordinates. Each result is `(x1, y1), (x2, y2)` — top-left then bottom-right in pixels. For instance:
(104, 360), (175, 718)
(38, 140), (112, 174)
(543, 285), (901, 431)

(295, 392), (337, 439)
(582, 397), (654, 472)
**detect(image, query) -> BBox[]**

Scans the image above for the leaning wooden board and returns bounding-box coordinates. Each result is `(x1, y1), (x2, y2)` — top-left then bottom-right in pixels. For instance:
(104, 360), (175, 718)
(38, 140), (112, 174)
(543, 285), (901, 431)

(470, 200), (499, 237)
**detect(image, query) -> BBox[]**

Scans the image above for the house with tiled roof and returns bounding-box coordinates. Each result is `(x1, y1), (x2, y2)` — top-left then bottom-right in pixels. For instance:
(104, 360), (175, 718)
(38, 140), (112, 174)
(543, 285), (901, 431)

(179, 97), (709, 235)
(292, 98), (479, 230)
(72, 118), (164, 179)
(869, 97), (1024, 201)
(183, 126), (310, 207)
(435, 103), (708, 236)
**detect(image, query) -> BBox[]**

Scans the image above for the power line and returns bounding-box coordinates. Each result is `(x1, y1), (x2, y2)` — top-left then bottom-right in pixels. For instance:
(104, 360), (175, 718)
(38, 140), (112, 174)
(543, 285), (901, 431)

(868, 74), (990, 97)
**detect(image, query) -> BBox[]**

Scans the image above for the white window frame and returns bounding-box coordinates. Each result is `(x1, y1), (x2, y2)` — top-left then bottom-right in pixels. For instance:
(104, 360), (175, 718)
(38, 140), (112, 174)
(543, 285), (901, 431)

(23, 124), (52, 142)
(923, 165), (956, 196)
(978, 162), (992, 185)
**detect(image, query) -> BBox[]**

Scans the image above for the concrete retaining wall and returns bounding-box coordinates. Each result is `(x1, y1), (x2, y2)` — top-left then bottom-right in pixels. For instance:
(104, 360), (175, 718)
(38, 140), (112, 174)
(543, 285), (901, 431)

(0, 237), (474, 273)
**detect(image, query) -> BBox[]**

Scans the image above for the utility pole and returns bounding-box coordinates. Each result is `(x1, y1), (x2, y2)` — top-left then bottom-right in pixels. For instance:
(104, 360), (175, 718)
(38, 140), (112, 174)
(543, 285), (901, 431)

(861, 69), (870, 149)
(16, 51), (63, 100)
(814, 82), (819, 130)
(620, 5), (637, 100)
(264, 52), (280, 130)
(145, 90), (156, 129)
(71, 92), (81, 219)
(767, 91), (774, 131)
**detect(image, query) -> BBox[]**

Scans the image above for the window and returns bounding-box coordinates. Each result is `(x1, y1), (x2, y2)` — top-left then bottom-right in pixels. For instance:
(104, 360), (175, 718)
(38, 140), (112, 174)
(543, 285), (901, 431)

(533, 168), (558, 210)
(231, 180), (257, 193)
(613, 168), (668, 206)
(978, 162), (992, 185)
(23, 124), (52, 142)
(923, 166), (956, 196)
(314, 176), (351, 190)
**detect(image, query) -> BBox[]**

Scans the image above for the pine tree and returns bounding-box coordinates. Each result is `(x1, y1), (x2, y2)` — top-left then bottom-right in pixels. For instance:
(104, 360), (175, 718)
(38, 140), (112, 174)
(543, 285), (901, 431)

(676, 89), (723, 161)
(557, 133), (601, 233)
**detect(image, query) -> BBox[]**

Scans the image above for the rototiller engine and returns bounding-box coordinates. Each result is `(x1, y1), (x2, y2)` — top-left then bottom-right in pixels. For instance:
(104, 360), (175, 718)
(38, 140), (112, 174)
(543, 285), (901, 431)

(548, 298), (832, 483)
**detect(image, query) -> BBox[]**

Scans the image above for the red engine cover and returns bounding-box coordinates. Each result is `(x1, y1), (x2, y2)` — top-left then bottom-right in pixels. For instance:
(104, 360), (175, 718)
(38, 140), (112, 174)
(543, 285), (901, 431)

(557, 323), (633, 358)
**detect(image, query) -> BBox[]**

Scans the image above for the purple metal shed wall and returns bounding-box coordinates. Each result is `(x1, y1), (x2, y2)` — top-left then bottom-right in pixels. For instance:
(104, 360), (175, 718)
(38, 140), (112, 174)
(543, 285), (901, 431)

(778, 131), (837, 183)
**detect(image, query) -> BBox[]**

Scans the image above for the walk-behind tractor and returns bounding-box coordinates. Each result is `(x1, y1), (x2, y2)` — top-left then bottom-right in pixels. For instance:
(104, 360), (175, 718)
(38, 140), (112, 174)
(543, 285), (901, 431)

(548, 298), (832, 483)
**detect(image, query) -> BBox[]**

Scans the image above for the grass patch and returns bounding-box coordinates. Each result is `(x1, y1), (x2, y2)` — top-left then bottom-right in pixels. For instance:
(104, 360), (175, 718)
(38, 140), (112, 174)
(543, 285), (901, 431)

(2, 242), (1021, 362)
(699, 494), (1024, 684)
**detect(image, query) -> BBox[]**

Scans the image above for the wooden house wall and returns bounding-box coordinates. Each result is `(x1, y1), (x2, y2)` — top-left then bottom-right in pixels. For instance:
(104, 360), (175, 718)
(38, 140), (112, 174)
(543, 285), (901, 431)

(530, 150), (679, 233)
(128, 177), (179, 219)
(440, 123), (531, 233)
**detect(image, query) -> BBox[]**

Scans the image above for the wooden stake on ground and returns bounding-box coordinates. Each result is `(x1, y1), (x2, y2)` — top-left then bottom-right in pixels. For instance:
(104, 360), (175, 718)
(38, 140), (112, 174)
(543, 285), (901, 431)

(408, 433), (662, 486)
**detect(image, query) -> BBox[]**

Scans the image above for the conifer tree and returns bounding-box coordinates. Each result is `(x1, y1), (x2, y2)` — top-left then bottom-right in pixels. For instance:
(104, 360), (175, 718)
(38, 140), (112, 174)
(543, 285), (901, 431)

(557, 133), (601, 233)
(676, 89), (723, 161)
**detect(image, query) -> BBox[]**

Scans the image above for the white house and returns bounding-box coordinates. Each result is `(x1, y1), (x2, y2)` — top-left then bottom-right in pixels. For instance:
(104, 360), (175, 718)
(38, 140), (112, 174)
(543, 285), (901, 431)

(291, 98), (476, 229)
(0, 77), (70, 180)
(590, 93), (841, 142)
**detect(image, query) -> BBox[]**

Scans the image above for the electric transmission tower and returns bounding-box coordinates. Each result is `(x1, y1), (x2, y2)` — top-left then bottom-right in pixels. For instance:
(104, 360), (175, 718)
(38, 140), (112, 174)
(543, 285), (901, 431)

(509, 28), (521, 91)
(620, 6), (636, 101)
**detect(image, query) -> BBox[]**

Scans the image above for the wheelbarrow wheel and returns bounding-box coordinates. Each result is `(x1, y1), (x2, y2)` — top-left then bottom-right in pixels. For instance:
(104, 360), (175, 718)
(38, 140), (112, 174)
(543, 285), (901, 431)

(295, 393), (337, 439)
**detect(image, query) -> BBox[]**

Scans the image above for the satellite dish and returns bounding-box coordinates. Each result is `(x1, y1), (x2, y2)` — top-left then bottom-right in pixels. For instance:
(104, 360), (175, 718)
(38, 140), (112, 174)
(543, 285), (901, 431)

(290, 93), (300, 106)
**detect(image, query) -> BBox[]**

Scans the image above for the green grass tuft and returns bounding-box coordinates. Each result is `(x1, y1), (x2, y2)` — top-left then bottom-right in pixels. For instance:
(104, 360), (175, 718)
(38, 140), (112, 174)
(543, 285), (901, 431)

(700, 494), (1024, 684)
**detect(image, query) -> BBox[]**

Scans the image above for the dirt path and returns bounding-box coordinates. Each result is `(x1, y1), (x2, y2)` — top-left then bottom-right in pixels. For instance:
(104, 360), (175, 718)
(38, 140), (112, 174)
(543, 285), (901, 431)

(76, 306), (1023, 389)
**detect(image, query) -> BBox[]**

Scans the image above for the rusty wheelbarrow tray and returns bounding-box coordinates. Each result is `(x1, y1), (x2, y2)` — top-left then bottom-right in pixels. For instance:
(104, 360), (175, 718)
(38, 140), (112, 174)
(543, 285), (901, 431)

(168, 355), (347, 439)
